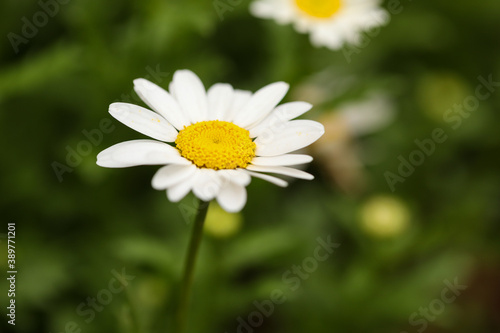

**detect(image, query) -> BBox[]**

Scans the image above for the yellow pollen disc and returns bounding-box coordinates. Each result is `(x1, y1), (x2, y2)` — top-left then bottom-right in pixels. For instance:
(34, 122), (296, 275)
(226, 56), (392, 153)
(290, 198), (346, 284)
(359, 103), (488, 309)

(175, 121), (256, 170)
(294, 0), (342, 19)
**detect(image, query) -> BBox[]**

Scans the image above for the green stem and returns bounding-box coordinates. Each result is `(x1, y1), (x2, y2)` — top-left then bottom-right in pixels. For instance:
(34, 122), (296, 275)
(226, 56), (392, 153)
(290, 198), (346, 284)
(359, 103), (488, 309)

(176, 200), (210, 333)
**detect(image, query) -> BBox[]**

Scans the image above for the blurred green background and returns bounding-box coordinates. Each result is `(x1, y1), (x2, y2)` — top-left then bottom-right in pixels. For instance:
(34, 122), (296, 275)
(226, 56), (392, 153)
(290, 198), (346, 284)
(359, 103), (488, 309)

(1, 0), (500, 332)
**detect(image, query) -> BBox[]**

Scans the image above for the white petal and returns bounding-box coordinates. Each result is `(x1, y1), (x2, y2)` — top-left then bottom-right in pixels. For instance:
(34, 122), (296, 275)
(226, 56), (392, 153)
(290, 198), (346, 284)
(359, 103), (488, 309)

(255, 120), (324, 156)
(109, 103), (178, 142)
(216, 181), (247, 213)
(250, 0), (295, 24)
(152, 164), (197, 190)
(226, 90), (252, 122)
(167, 170), (199, 202)
(207, 83), (234, 120)
(247, 165), (314, 180)
(244, 170), (288, 188)
(192, 169), (223, 201)
(133, 78), (190, 131)
(251, 154), (313, 166)
(169, 81), (177, 97)
(249, 1), (276, 18)
(97, 140), (190, 168)
(171, 70), (209, 123)
(249, 101), (313, 137)
(338, 96), (394, 136)
(217, 169), (252, 186)
(232, 82), (289, 128)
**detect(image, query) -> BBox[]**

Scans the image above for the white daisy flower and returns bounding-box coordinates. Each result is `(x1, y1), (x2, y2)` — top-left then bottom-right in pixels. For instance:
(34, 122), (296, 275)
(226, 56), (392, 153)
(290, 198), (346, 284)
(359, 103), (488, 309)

(250, 0), (389, 50)
(97, 70), (324, 213)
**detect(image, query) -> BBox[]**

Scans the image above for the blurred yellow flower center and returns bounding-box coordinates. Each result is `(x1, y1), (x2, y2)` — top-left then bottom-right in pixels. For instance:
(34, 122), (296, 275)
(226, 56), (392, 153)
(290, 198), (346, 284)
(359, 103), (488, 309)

(175, 121), (256, 170)
(295, 0), (342, 18)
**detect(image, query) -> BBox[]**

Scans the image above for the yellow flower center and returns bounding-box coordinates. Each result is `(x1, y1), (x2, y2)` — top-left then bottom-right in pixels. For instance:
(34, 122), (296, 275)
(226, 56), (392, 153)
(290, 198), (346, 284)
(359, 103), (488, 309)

(175, 121), (256, 170)
(294, 0), (342, 19)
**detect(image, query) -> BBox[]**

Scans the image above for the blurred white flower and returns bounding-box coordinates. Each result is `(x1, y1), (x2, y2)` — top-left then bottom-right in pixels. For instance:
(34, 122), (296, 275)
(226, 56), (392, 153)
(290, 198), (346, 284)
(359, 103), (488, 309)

(311, 94), (394, 193)
(97, 70), (324, 212)
(336, 96), (394, 136)
(250, 0), (389, 50)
